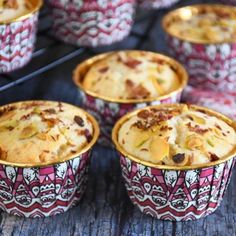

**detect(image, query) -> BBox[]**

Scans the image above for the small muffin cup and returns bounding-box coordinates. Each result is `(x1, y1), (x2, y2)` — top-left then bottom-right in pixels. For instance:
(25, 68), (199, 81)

(73, 51), (188, 146)
(182, 86), (236, 120)
(137, 0), (180, 9)
(163, 4), (236, 93)
(0, 101), (100, 218)
(0, 0), (42, 73)
(112, 104), (236, 221)
(48, 0), (136, 47)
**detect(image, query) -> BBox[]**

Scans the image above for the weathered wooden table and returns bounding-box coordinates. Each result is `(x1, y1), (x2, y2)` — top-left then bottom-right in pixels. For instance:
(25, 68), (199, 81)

(1, 0), (235, 235)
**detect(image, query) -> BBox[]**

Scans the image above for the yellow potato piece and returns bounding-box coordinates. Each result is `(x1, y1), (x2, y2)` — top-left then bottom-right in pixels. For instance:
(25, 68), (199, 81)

(186, 135), (203, 149)
(198, 18), (213, 27)
(20, 124), (38, 140)
(204, 27), (223, 42)
(0, 120), (19, 132)
(134, 131), (151, 148)
(150, 77), (164, 95)
(190, 114), (206, 124)
(149, 136), (169, 162)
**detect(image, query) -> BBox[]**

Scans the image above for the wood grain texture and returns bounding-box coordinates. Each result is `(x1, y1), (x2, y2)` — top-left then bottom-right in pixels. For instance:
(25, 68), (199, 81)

(0, 0), (236, 235)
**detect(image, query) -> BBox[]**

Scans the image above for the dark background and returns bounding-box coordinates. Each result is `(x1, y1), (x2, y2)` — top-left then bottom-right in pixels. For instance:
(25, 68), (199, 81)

(1, 0), (236, 235)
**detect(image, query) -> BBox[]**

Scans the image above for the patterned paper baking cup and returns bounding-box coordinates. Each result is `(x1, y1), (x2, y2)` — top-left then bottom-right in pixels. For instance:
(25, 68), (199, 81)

(137, 0), (180, 9)
(112, 104), (236, 220)
(48, 0), (135, 47)
(0, 101), (100, 218)
(73, 51), (188, 146)
(163, 5), (236, 93)
(0, 0), (42, 73)
(182, 86), (236, 120)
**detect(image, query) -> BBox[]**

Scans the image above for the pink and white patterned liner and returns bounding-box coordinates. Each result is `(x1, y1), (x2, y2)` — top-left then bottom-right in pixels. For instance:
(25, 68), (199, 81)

(79, 90), (182, 146)
(137, 0), (180, 9)
(166, 30), (236, 93)
(0, 151), (91, 218)
(0, 12), (39, 73)
(48, 0), (136, 47)
(183, 86), (236, 120)
(119, 154), (235, 221)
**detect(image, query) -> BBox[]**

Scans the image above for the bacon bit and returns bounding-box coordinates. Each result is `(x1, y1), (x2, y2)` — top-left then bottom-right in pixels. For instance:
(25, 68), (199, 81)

(77, 129), (92, 143)
(137, 110), (150, 119)
(172, 153), (185, 164)
(74, 115), (84, 127)
(209, 153), (220, 162)
(50, 135), (56, 141)
(186, 122), (209, 134)
(0, 147), (7, 160)
(123, 58), (142, 69)
(160, 126), (173, 131)
(44, 108), (56, 114)
(126, 80), (150, 99)
(149, 57), (164, 65)
(140, 148), (149, 152)
(4, 0), (18, 9)
(99, 66), (109, 73)
(24, 1), (31, 10)
(186, 115), (194, 121)
(125, 79), (134, 88)
(222, 132), (226, 136)
(39, 153), (46, 162)
(133, 111), (173, 130)
(125, 79), (150, 99)
(20, 113), (32, 120)
(58, 102), (64, 112)
(215, 124), (222, 130)
(122, 139), (125, 145)
(0, 105), (16, 117)
(42, 117), (58, 128)
(22, 102), (44, 110)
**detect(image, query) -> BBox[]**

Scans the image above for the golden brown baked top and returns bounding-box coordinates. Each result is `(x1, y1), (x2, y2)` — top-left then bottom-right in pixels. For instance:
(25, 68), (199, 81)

(0, 0), (33, 21)
(117, 105), (236, 166)
(165, 5), (236, 43)
(82, 51), (180, 100)
(0, 101), (95, 165)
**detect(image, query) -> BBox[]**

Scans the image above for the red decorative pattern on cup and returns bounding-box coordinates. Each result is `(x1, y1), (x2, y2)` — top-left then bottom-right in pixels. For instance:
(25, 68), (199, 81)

(183, 86), (236, 120)
(0, 13), (39, 73)
(0, 151), (91, 218)
(137, 0), (180, 9)
(166, 36), (236, 93)
(119, 154), (235, 221)
(48, 0), (135, 47)
(79, 90), (181, 145)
